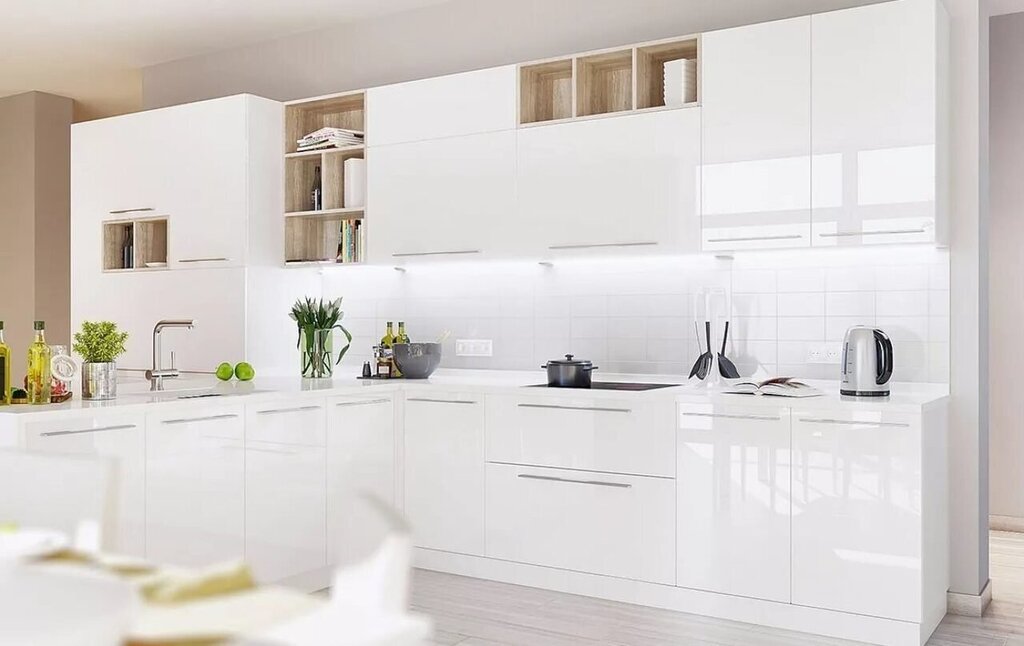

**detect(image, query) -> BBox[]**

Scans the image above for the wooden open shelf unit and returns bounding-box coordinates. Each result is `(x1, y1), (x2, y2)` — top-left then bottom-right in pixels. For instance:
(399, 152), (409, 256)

(518, 35), (700, 126)
(284, 91), (365, 155)
(103, 217), (168, 272)
(285, 213), (364, 266)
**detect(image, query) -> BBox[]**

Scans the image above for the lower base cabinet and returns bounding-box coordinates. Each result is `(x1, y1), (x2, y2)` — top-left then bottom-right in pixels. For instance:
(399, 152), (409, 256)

(485, 463), (675, 585)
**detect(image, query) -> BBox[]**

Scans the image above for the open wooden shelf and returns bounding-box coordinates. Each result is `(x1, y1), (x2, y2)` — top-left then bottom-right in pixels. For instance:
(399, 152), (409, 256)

(285, 92), (365, 155)
(135, 218), (168, 267)
(520, 59), (574, 125)
(103, 217), (167, 272)
(576, 49), (633, 117)
(285, 144), (364, 159)
(636, 38), (699, 110)
(285, 216), (365, 265)
(285, 206), (364, 219)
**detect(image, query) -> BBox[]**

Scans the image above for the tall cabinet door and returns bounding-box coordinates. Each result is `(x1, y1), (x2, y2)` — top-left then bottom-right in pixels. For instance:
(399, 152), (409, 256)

(701, 17), (811, 251)
(811, 0), (939, 246)
(516, 109), (701, 256)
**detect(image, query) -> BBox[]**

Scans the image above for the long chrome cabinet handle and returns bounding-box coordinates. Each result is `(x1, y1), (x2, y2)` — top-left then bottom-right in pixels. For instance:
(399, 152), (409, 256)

(41, 424), (137, 437)
(517, 474), (632, 489)
(178, 257), (230, 263)
(334, 398), (391, 408)
(256, 405), (322, 416)
(406, 398), (477, 405)
(162, 414), (239, 425)
(517, 403), (631, 414)
(392, 250), (481, 258)
(797, 417), (910, 428)
(680, 412), (782, 422)
(706, 234), (803, 243)
(109, 207), (154, 215)
(818, 229), (928, 238)
(548, 241), (658, 250)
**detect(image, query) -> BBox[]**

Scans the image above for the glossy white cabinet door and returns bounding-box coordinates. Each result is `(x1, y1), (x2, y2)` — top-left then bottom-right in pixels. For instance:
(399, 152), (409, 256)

(515, 109), (701, 256)
(676, 404), (791, 602)
(791, 411), (922, 622)
(367, 131), (516, 262)
(811, 0), (939, 246)
(367, 66), (516, 145)
(145, 405), (245, 567)
(244, 400), (327, 582)
(701, 17), (812, 250)
(403, 393), (484, 555)
(22, 413), (147, 556)
(485, 463), (675, 584)
(326, 394), (396, 566)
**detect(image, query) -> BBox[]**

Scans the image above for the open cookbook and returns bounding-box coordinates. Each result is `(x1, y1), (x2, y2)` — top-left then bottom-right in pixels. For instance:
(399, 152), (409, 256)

(722, 377), (824, 398)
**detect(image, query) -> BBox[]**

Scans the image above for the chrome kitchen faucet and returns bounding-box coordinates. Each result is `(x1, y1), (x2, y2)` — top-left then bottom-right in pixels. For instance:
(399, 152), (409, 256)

(146, 319), (195, 391)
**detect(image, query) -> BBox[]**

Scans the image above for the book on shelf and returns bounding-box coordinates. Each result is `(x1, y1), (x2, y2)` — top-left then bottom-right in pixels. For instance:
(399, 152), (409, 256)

(335, 219), (364, 264)
(722, 377), (823, 398)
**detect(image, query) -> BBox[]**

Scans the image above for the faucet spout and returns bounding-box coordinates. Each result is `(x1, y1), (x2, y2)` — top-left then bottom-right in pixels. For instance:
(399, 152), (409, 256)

(147, 319), (196, 391)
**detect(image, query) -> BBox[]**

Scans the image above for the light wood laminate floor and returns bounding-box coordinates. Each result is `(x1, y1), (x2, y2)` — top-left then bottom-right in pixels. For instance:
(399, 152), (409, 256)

(406, 531), (1024, 645)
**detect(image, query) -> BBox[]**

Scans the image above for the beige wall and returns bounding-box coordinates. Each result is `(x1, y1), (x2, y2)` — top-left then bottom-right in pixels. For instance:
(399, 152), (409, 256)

(0, 92), (73, 383)
(0, 67), (140, 122)
(142, 0), (884, 108)
(988, 11), (1024, 521)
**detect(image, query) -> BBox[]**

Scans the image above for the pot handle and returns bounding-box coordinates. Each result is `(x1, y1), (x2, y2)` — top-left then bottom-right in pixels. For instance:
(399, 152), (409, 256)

(540, 364), (548, 369)
(587, 366), (600, 371)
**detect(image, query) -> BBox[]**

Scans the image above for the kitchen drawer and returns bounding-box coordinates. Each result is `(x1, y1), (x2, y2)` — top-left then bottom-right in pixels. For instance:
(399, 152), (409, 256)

(485, 394), (675, 477)
(485, 463), (675, 584)
(244, 399), (326, 446)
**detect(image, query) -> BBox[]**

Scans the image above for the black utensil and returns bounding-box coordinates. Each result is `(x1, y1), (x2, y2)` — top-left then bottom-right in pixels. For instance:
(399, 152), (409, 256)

(718, 321), (740, 378)
(699, 321), (713, 379)
(688, 322), (703, 378)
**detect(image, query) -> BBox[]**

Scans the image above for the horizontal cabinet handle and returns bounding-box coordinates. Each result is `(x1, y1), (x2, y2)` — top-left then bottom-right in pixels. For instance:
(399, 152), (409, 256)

(178, 257), (230, 263)
(517, 474), (632, 489)
(517, 403), (631, 414)
(41, 424), (137, 437)
(392, 250), (480, 258)
(680, 412), (781, 422)
(109, 207), (155, 215)
(797, 417), (910, 428)
(406, 397), (477, 405)
(334, 398), (390, 408)
(256, 405), (322, 416)
(548, 241), (658, 251)
(161, 414), (239, 425)
(244, 446), (299, 455)
(706, 234), (803, 243)
(818, 229), (928, 238)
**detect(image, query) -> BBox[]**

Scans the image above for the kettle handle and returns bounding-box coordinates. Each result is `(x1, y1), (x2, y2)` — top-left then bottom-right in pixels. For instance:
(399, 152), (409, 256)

(873, 329), (893, 385)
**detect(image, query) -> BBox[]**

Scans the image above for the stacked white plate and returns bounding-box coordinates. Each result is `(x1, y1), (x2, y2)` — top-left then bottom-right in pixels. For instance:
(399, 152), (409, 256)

(663, 58), (698, 106)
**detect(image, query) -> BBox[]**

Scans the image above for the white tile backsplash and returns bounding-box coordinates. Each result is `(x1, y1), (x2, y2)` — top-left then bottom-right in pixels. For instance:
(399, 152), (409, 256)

(321, 247), (950, 383)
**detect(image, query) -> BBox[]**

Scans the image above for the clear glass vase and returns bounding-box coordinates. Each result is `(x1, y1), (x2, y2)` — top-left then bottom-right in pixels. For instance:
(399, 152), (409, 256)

(300, 327), (334, 379)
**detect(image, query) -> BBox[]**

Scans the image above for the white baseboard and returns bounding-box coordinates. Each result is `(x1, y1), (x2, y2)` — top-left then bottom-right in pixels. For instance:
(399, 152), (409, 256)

(414, 548), (931, 646)
(990, 514), (1024, 532)
(946, 579), (992, 617)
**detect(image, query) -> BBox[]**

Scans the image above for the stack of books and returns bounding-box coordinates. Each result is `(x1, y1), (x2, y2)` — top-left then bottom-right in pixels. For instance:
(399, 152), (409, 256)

(296, 127), (364, 152)
(663, 58), (698, 106)
(336, 219), (365, 264)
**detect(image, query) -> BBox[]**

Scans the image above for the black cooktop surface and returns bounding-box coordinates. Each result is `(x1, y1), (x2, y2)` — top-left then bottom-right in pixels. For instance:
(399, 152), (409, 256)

(525, 382), (680, 391)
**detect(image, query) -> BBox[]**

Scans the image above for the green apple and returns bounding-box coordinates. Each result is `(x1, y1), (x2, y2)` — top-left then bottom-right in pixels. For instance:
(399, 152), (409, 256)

(234, 362), (255, 382)
(216, 362), (234, 381)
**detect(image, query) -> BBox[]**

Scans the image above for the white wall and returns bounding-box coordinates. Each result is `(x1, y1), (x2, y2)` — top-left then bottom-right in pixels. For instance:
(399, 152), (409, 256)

(988, 11), (1024, 521)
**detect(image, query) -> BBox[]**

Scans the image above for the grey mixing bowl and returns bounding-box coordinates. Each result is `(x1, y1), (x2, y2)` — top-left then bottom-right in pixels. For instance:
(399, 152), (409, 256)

(392, 343), (442, 379)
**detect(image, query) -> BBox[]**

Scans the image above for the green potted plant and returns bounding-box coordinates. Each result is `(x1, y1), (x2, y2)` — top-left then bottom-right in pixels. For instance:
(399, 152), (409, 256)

(73, 321), (129, 400)
(290, 297), (352, 379)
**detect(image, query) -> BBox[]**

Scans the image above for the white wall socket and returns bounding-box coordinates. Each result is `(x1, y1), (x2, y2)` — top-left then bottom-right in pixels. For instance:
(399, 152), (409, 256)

(456, 339), (493, 357)
(805, 343), (843, 364)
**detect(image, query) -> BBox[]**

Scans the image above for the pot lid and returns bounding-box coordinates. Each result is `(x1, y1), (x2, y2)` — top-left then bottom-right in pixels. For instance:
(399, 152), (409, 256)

(547, 354), (592, 366)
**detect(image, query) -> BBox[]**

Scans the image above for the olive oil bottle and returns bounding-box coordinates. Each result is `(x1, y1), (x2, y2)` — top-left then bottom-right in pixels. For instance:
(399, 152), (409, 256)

(27, 320), (51, 405)
(380, 321), (399, 377)
(396, 322), (410, 345)
(0, 322), (10, 405)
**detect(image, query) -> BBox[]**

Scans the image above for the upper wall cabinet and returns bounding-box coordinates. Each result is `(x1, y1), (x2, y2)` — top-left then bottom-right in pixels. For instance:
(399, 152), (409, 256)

(811, 0), (943, 246)
(700, 16), (812, 251)
(515, 109), (701, 257)
(367, 66), (516, 146)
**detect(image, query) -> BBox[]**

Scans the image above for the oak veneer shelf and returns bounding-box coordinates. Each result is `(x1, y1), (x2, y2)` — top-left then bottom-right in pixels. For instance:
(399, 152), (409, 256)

(519, 59), (574, 125)
(102, 217), (168, 272)
(285, 215), (363, 266)
(637, 37), (700, 110)
(285, 144), (364, 159)
(576, 49), (633, 117)
(285, 207), (364, 219)
(284, 91), (365, 155)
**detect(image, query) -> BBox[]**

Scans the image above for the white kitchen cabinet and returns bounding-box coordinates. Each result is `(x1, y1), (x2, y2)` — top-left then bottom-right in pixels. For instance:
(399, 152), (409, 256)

(485, 462), (675, 584)
(244, 399), (327, 583)
(700, 16), (812, 251)
(21, 412), (147, 556)
(676, 403), (791, 602)
(326, 394), (396, 566)
(811, 0), (943, 246)
(367, 66), (516, 145)
(145, 405), (245, 567)
(515, 109), (701, 256)
(367, 131), (516, 262)
(403, 393), (484, 555)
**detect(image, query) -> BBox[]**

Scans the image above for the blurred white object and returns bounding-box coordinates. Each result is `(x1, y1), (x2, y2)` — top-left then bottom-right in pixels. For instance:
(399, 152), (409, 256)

(663, 58), (698, 105)
(0, 528), (68, 561)
(344, 158), (367, 208)
(0, 566), (136, 646)
(0, 450), (115, 552)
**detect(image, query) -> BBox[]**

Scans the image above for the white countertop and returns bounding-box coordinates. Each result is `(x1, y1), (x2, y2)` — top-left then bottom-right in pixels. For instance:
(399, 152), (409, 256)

(0, 369), (948, 419)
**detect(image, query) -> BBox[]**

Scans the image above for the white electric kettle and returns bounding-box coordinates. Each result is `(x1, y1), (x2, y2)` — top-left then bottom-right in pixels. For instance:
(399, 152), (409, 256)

(840, 326), (893, 397)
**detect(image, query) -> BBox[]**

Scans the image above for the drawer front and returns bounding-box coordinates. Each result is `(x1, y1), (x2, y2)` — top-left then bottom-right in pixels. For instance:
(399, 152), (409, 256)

(791, 410), (923, 621)
(245, 399), (327, 446)
(485, 463), (675, 584)
(677, 403), (791, 602)
(486, 395), (675, 477)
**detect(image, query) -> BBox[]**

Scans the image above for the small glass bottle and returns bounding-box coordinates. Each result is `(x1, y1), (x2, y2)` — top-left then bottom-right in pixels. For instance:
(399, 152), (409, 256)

(0, 321), (10, 405)
(27, 321), (52, 405)
(396, 322), (410, 344)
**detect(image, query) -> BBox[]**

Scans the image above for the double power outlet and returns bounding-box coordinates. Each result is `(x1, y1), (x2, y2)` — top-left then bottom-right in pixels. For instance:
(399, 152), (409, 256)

(805, 343), (843, 364)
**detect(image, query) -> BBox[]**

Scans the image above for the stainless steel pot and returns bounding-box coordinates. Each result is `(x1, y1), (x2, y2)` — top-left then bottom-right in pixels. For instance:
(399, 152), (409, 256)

(542, 354), (598, 388)
(82, 362), (117, 400)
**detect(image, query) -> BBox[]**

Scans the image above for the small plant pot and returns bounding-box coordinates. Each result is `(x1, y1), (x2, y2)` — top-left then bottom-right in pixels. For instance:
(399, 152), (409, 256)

(82, 362), (117, 400)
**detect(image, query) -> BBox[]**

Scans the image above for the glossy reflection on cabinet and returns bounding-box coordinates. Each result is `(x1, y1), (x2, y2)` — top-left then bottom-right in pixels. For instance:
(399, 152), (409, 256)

(676, 404), (791, 602)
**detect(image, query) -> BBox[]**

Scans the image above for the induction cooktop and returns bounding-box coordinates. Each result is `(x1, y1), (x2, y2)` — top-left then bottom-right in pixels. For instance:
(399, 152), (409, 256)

(525, 382), (680, 391)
